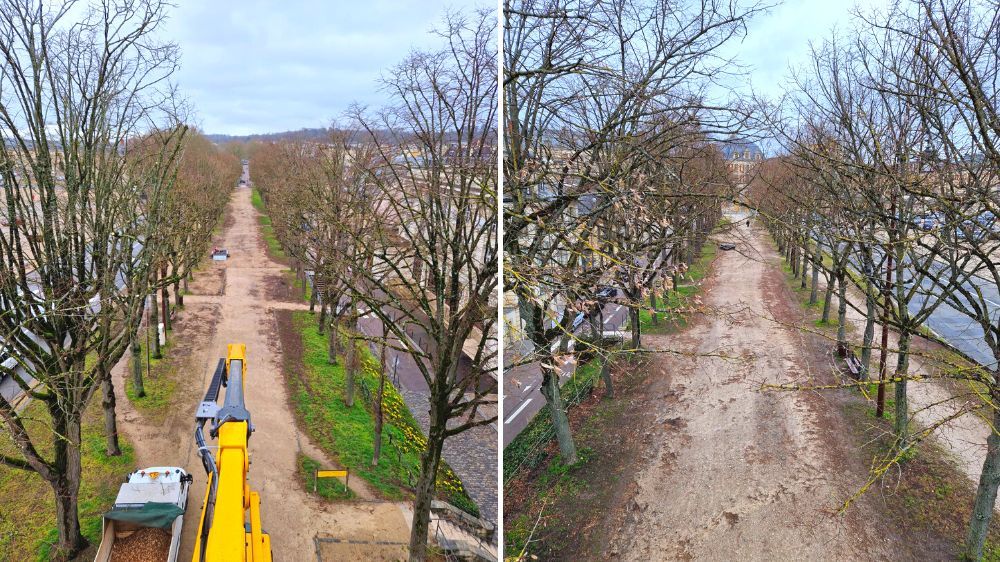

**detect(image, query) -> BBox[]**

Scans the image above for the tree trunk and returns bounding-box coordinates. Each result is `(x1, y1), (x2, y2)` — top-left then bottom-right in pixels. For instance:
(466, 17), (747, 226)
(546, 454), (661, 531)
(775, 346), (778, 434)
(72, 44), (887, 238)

(810, 252), (820, 304)
(345, 339), (357, 407)
(860, 294), (876, 381)
(821, 276), (834, 323)
(558, 333), (571, 353)
(649, 292), (659, 326)
(800, 243), (809, 289)
(131, 340), (145, 397)
(539, 355), (576, 464)
(51, 413), (86, 559)
(600, 354), (614, 398)
(966, 403), (1000, 560)
(317, 301), (327, 334)
(101, 366), (121, 456)
(836, 271), (848, 355)
(894, 330), (911, 447)
(408, 419), (446, 562)
(327, 321), (338, 365)
(174, 276), (183, 307)
(161, 274), (170, 332)
(150, 290), (162, 359)
(309, 283), (318, 313)
(373, 341), (387, 466)
(629, 306), (640, 350)
(589, 309), (602, 339)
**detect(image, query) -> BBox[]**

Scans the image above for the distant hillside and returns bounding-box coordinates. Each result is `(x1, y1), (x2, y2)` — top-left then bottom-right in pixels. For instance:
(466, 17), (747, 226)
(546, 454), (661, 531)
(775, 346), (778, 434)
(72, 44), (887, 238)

(205, 128), (336, 144)
(205, 127), (407, 145)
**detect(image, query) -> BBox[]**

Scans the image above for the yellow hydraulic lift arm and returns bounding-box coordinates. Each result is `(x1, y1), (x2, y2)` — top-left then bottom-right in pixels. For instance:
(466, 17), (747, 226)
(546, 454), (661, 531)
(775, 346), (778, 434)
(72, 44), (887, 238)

(192, 344), (272, 562)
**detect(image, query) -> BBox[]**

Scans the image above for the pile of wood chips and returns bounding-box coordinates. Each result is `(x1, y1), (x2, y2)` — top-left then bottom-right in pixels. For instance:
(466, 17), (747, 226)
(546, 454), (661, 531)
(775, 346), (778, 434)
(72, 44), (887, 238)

(109, 527), (172, 562)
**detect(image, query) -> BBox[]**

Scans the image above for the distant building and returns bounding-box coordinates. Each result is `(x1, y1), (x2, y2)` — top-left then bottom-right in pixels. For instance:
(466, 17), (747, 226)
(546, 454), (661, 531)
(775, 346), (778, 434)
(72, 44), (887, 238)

(720, 141), (764, 185)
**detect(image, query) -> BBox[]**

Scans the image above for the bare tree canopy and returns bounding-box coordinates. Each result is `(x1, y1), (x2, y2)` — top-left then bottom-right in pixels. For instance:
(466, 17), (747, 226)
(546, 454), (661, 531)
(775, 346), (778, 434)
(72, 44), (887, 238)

(0, 1), (187, 557)
(503, 0), (765, 467)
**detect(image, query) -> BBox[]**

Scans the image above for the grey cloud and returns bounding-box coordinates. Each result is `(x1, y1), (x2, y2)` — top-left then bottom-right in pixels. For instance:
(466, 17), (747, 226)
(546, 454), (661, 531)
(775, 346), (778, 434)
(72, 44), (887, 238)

(163, 0), (488, 135)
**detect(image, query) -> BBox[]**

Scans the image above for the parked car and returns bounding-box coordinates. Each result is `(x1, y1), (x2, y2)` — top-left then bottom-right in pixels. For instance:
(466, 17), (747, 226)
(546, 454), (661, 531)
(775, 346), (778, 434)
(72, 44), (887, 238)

(955, 220), (990, 242)
(595, 286), (618, 300)
(911, 215), (937, 231)
(976, 211), (998, 231)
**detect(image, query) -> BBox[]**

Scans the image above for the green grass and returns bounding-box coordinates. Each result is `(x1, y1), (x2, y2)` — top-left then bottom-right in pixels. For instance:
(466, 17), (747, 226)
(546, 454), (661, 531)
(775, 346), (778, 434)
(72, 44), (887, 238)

(290, 311), (478, 516)
(0, 399), (136, 560)
(251, 188), (286, 260)
(125, 334), (177, 422)
(638, 287), (696, 334)
(250, 188), (265, 211)
(298, 453), (354, 500)
(637, 242), (717, 334)
(504, 356), (650, 557)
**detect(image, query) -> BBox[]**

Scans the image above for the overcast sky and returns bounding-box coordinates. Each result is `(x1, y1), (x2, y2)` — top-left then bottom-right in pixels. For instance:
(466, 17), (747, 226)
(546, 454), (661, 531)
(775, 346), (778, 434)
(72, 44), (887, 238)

(162, 0), (488, 136)
(168, 1), (887, 136)
(720, 0), (889, 102)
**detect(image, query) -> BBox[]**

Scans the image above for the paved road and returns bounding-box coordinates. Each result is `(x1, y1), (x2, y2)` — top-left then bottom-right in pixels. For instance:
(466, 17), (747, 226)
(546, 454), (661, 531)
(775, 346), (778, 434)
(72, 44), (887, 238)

(831, 243), (1000, 368)
(502, 301), (629, 446)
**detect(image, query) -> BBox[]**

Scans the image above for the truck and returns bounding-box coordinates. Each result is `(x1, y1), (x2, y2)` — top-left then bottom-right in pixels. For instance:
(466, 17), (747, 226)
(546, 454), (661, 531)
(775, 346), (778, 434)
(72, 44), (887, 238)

(94, 466), (192, 562)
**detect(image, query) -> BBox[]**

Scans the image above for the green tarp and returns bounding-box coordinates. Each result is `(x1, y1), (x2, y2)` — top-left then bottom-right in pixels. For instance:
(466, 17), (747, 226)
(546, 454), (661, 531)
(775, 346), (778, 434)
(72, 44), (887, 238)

(104, 502), (184, 529)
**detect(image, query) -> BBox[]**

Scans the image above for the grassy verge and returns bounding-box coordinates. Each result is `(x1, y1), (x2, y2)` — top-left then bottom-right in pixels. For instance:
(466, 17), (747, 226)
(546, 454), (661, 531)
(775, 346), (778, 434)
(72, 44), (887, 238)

(503, 358), (603, 484)
(124, 333), (177, 422)
(289, 311), (478, 516)
(251, 188), (286, 260)
(764, 232), (1000, 558)
(504, 355), (649, 559)
(298, 453), (354, 500)
(638, 242), (717, 335)
(0, 400), (136, 560)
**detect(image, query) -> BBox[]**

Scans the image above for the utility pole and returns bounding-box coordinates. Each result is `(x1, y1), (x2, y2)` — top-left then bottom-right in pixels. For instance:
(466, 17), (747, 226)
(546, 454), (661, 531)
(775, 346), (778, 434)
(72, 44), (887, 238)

(161, 263), (170, 332)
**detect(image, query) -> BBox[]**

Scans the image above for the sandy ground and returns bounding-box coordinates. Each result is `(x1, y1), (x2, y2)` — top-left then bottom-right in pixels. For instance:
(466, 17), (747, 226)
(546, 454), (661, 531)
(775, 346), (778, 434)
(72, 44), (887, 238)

(607, 223), (895, 561)
(111, 187), (412, 560)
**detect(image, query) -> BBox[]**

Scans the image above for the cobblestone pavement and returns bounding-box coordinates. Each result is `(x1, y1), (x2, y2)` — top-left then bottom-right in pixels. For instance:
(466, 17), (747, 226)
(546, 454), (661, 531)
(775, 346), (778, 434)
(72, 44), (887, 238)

(401, 388), (498, 529)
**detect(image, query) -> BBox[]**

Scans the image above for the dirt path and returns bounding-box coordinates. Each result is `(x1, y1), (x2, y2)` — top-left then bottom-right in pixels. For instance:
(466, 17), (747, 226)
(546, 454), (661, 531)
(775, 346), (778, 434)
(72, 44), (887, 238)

(112, 187), (411, 560)
(607, 223), (895, 560)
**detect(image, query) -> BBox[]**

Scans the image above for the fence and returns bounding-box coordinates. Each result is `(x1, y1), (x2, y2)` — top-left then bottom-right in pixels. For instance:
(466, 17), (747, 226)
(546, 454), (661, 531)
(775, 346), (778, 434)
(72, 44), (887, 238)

(502, 357), (604, 486)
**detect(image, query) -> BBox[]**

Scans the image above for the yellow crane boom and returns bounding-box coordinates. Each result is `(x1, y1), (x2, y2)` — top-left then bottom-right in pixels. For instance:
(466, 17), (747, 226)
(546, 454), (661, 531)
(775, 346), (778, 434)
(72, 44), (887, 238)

(192, 344), (272, 561)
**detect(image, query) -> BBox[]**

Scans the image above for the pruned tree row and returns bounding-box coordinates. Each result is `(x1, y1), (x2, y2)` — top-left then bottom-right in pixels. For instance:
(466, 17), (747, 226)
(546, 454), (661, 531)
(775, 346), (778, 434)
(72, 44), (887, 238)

(0, 2), (236, 558)
(749, 0), (1000, 557)
(249, 8), (498, 562)
(503, 0), (764, 467)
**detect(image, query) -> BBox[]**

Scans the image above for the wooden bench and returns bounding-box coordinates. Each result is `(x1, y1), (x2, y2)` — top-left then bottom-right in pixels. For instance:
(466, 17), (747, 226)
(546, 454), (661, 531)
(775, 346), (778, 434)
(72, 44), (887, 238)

(843, 349), (864, 380)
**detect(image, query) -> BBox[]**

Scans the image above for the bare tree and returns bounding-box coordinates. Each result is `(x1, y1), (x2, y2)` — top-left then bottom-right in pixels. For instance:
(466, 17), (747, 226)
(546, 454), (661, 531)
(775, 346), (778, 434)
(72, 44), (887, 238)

(0, 1), (182, 557)
(341, 11), (498, 558)
(504, 0), (764, 464)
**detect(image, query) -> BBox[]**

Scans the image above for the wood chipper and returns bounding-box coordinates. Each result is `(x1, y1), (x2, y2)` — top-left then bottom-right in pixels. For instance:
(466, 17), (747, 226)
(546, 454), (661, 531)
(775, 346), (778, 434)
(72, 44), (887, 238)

(191, 344), (272, 562)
